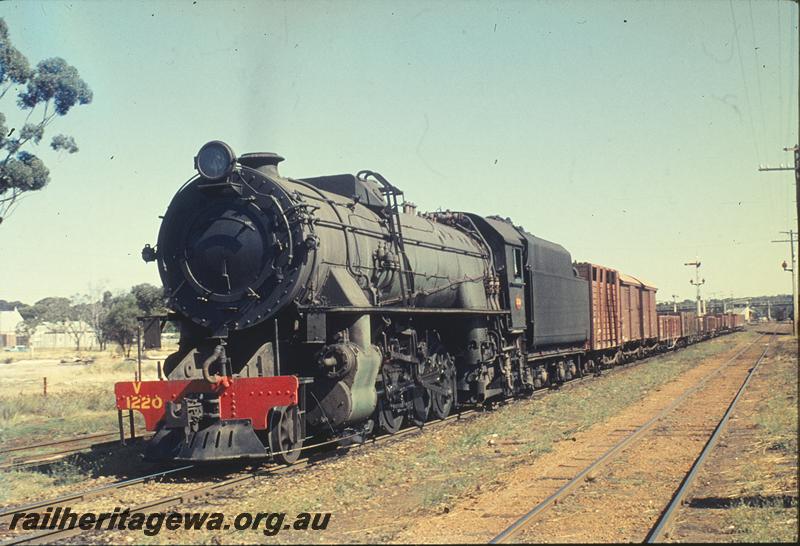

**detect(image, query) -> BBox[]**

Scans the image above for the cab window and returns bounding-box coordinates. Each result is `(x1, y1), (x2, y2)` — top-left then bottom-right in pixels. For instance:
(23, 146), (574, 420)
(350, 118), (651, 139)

(512, 247), (523, 279)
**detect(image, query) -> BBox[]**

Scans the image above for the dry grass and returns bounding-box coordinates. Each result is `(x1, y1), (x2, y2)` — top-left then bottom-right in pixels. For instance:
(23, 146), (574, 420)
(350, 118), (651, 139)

(0, 348), (171, 505)
(725, 498), (798, 543)
(721, 336), (799, 543)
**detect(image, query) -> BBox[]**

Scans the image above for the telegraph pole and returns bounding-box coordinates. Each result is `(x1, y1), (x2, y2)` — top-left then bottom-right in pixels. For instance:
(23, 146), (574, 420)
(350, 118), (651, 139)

(760, 155), (799, 332)
(758, 0), (800, 339)
(772, 230), (799, 335)
(685, 260), (705, 316)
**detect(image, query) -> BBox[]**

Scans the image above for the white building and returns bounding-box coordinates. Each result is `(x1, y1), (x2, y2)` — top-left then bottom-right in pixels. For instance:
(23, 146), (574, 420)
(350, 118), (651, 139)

(29, 321), (97, 350)
(729, 301), (752, 323)
(0, 308), (24, 347)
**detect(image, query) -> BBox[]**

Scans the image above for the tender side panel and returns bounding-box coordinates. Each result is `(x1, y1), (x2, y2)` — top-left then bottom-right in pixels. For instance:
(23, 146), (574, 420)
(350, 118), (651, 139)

(114, 376), (298, 431)
(521, 232), (589, 349)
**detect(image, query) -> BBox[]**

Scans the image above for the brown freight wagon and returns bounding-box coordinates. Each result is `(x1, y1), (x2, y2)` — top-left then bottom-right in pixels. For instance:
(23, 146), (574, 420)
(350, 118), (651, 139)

(619, 274), (643, 342)
(640, 279), (658, 338)
(619, 274), (659, 344)
(575, 262), (621, 351)
(680, 311), (698, 338)
(658, 314), (682, 343)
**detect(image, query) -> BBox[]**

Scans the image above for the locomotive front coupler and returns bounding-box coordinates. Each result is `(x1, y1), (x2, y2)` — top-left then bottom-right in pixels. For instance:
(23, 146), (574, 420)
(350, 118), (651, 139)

(163, 393), (220, 437)
(202, 340), (231, 386)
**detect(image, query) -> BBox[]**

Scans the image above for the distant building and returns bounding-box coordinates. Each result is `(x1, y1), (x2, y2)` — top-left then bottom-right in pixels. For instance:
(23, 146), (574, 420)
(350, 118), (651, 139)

(29, 321), (97, 350)
(0, 308), (24, 347)
(728, 301), (753, 322)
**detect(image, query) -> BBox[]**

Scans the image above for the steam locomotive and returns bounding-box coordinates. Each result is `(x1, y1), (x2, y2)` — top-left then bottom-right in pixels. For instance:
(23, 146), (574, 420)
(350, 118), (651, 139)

(115, 141), (738, 464)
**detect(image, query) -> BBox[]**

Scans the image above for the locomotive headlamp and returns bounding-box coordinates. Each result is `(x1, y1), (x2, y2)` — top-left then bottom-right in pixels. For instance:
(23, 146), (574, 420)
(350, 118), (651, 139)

(195, 141), (236, 180)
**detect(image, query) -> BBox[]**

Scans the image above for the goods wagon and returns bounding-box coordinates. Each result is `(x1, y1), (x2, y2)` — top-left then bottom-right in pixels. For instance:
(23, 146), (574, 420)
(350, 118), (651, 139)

(657, 314), (682, 343)
(680, 311), (698, 338)
(702, 315), (719, 333)
(575, 263), (621, 351)
(619, 274), (658, 343)
(641, 281), (658, 339)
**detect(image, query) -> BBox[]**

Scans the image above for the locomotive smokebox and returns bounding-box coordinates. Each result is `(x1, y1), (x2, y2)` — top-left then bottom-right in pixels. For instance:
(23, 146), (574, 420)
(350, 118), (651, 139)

(156, 152), (313, 337)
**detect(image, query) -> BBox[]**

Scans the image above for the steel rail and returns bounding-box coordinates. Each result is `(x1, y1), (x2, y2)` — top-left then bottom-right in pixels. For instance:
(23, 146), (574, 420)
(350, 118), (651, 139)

(489, 334), (767, 544)
(644, 337), (773, 543)
(0, 434), (154, 471)
(2, 411), (481, 545)
(0, 465), (195, 525)
(0, 432), (119, 455)
(1, 331), (742, 545)
(0, 405), (483, 543)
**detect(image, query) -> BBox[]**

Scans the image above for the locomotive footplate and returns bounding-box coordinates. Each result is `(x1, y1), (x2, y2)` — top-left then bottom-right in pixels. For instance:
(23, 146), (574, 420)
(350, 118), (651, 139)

(114, 376), (301, 461)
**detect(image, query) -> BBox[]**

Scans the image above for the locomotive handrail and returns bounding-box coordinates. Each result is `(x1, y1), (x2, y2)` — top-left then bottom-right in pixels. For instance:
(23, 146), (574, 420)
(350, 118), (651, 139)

(309, 306), (509, 315)
(241, 179), (295, 262)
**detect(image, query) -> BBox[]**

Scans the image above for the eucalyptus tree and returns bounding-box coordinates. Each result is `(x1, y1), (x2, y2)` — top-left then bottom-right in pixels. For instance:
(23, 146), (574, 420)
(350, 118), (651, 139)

(0, 18), (92, 223)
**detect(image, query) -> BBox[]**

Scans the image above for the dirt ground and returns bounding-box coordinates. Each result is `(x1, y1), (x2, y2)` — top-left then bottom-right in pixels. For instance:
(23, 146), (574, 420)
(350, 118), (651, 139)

(664, 333), (798, 543)
(391, 332), (784, 543)
(23, 329), (774, 545)
(2, 329), (796, 544)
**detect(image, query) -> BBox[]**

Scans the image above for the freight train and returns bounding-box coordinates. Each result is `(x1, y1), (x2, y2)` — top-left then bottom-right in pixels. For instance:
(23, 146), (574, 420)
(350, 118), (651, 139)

(115, 141), (743, 463)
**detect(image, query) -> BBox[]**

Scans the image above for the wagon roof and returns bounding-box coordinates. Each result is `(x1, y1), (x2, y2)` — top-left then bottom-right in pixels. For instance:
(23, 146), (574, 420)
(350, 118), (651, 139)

(619, 273), (657, 290)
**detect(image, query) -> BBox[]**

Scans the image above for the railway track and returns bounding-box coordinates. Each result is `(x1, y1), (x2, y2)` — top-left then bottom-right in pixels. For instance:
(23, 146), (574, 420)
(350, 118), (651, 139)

(0, 331), (740, 544)
(0, 434), (154, 471)
(0, 414), (472, 545)
(0, 432), (119, 456)
(644, 335), (773, 543)
(489, 332), (772, 544)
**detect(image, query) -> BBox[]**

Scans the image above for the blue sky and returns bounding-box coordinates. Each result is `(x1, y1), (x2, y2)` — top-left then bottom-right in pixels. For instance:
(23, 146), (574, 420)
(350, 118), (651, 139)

(0, 0), (797, 304)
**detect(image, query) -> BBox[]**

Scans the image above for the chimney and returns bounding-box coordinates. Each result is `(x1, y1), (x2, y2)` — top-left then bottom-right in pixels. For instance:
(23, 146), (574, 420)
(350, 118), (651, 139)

(403, 202), (417, 215)
(238, 152), (285, 178)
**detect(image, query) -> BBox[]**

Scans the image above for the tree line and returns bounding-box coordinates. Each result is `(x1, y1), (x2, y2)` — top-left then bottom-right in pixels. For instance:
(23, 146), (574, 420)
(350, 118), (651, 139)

(1, 284), (166, 356)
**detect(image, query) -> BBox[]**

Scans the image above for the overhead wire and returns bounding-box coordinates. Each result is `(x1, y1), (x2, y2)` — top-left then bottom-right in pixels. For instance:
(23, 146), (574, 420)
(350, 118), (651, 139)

(777, 0), (787, 146)
(729, 0), (763, 165)
(788, 1), (798, 147)
(748, 0), (770, 148)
